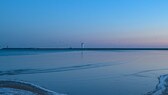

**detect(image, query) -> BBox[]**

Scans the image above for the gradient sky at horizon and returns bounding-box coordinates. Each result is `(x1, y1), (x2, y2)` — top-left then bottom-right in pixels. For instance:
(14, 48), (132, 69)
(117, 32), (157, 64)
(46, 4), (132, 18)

(1, 0), (168, 48)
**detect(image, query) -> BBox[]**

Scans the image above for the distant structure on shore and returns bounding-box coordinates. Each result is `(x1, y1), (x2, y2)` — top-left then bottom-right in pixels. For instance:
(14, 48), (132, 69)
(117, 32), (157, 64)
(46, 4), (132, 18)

(81, 43), (85, 48)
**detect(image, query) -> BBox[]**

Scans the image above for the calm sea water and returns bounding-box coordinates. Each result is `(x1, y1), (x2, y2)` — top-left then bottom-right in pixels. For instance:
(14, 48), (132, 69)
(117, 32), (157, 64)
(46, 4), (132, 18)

(0, 50), (168, 95)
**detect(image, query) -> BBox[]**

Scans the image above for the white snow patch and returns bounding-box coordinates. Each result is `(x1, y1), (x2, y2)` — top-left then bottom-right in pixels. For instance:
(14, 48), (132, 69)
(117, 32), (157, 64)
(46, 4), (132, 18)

(0, 80), (66, 95)
(146, 74), (168, 95)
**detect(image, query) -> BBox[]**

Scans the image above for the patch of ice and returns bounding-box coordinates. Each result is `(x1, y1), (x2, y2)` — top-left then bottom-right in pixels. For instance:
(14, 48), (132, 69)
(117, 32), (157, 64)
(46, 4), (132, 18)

(146, 74), (168, 95)
(0, 88), (36, 95)
(0, 80), (66, 95)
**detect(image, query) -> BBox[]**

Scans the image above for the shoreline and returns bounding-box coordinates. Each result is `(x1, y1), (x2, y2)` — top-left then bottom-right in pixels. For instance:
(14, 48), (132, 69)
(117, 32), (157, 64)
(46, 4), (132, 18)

(0, 80), (66, 95)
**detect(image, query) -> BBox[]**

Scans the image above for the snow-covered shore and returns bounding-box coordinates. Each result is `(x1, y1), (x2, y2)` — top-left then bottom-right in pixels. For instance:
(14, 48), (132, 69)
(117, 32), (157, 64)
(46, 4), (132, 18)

(0, 80), (66, 95)
(146, 74), (168, 95)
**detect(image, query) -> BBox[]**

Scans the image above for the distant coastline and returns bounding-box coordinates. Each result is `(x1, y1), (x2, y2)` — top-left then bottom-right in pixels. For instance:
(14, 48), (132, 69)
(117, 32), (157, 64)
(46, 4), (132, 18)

(2, 48), (168, 50)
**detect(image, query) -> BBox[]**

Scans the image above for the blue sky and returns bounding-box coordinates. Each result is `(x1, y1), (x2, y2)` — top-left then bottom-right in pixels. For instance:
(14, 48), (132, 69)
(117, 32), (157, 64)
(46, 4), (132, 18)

(1, 0), (168, 48)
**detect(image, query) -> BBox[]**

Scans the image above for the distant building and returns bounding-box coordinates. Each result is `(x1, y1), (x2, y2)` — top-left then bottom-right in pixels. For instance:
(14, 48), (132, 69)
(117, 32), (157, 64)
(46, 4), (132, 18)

(81, 43), (84, 48)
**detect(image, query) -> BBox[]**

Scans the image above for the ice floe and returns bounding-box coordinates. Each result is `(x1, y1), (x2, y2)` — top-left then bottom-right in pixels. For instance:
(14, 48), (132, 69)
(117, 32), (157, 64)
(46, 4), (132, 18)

(146, 74), (168, 95)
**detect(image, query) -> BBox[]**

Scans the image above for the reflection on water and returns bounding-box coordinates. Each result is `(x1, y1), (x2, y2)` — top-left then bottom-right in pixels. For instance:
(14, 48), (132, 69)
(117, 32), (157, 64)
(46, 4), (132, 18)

(1, 50), (168, 95)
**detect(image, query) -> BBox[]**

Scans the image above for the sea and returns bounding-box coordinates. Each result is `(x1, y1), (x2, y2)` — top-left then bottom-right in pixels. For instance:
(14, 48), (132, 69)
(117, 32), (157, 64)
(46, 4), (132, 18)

(0, 49), (168, 95)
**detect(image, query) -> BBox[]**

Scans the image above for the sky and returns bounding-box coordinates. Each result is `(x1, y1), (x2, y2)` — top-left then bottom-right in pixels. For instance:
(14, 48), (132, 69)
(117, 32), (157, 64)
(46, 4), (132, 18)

(1, 0), (168, 48)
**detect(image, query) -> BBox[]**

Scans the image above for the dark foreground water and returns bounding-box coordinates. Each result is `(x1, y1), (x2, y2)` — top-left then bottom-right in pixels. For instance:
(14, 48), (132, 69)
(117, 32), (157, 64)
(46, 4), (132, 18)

(0, 50), (168, 95)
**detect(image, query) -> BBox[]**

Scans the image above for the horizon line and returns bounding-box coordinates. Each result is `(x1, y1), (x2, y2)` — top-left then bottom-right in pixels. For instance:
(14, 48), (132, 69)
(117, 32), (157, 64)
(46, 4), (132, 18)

(2, 47), (168, 50)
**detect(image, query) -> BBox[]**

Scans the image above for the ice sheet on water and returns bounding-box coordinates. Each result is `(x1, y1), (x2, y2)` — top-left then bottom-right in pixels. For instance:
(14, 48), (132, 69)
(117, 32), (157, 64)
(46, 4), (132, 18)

(0, 88), (36, 95)
(146, 74), (168, 95)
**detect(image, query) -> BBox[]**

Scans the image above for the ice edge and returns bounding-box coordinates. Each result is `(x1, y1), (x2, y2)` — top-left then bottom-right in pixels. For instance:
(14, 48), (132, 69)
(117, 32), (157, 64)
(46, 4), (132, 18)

(0, 80), (66, 95)
(146, 74), (168, 95)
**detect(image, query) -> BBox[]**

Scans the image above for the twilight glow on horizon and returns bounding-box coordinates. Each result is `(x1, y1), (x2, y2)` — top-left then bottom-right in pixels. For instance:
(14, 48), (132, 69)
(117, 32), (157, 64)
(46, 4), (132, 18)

(1, 0), (168, 48)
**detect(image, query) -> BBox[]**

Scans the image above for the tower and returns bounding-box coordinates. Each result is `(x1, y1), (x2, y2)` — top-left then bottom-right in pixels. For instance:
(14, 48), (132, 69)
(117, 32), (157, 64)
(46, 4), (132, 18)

(81, 43), (84, 48)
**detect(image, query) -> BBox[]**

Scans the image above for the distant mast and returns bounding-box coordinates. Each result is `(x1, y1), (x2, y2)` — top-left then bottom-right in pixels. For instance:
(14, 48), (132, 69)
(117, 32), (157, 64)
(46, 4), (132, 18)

(81, 43), (84, 48)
